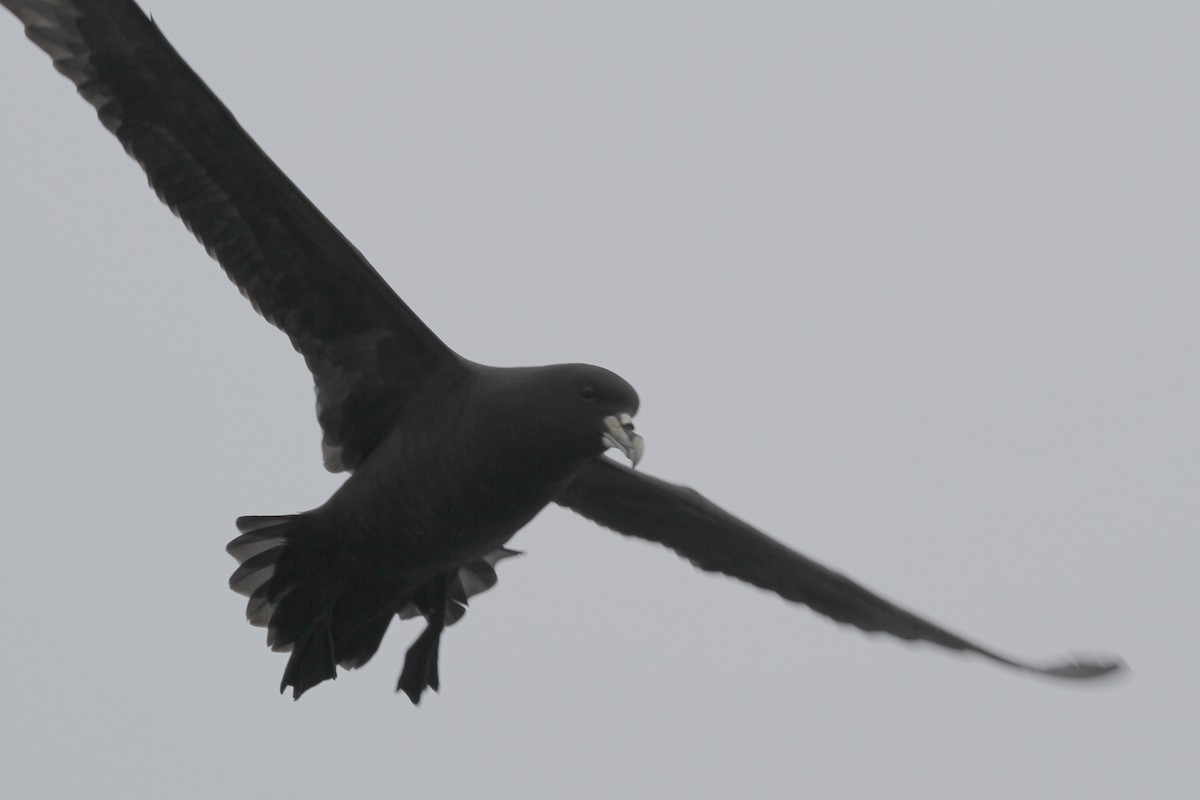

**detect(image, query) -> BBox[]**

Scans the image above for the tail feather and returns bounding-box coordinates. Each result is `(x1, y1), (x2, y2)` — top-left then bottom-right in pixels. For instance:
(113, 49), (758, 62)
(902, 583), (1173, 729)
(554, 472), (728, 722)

(245, 582), (275, 627)
(336, 609), (394, 670)
(228, 516), (288, 558)
(229, 549), (280, 598)
(226, 516), (520, 701)
(279, 614), (337, 696)
(227, 514), (362, 698)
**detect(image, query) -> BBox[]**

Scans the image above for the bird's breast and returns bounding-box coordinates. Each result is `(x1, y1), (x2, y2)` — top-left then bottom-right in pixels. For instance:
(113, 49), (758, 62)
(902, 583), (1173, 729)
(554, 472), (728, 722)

(316, 418), (575, 575)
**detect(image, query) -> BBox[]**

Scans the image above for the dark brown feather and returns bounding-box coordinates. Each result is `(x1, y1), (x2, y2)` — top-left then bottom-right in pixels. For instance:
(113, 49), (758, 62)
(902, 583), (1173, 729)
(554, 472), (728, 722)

(558, 457), (1123, 680)
(5, 0), (464, 472)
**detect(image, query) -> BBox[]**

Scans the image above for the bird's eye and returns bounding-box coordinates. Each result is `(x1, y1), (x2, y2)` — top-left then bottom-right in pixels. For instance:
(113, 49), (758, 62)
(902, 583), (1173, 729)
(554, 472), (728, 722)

(579, 384), (597, 400)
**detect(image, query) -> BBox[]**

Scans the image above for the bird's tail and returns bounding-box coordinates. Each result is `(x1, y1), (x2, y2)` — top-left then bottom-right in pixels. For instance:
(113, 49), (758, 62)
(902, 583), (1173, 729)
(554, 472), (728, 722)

(227, 514), (394, 699)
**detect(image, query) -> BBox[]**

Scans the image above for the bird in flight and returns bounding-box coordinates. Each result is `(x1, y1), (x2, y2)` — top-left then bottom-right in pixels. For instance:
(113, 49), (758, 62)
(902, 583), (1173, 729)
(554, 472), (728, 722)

(1, 0), (1123, 702)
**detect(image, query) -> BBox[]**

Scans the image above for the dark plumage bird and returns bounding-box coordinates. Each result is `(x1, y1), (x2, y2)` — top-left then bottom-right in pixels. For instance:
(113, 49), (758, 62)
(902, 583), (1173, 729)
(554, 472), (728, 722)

(1, 0), (1123, 702)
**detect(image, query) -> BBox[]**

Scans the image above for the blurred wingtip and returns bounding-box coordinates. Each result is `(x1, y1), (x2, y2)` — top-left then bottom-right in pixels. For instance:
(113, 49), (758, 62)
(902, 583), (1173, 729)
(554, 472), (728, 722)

(1036, 653), (1128, 680)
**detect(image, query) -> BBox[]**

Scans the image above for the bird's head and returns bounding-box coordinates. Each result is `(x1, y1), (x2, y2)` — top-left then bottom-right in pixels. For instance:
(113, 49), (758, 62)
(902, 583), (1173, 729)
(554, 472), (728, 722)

(572, 364), (644, 467)
(481, 362), (643, 469)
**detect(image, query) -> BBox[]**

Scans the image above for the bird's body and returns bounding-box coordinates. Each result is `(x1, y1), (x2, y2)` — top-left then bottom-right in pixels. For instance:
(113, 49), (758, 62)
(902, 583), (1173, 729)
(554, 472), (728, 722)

(320, 363), (640, 569)
(227, 360), (642, 698)
(320, 365), (604, 565)
(0, 0), (1123, 702)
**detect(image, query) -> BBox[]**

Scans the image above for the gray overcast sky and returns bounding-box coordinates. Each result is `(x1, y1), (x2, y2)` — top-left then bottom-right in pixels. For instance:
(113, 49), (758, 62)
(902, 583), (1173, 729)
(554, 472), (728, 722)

(1, 1), (1195, 797)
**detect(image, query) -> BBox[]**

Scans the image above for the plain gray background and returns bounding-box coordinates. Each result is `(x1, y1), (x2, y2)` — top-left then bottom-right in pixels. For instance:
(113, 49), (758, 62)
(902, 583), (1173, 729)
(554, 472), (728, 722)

(1, 1), (1194, 797)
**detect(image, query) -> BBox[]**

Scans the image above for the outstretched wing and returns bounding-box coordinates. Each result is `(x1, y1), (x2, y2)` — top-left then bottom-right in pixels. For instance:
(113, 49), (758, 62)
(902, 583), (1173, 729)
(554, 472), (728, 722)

(2, 0), (465, 471)
(557, 457), (1124, 680)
